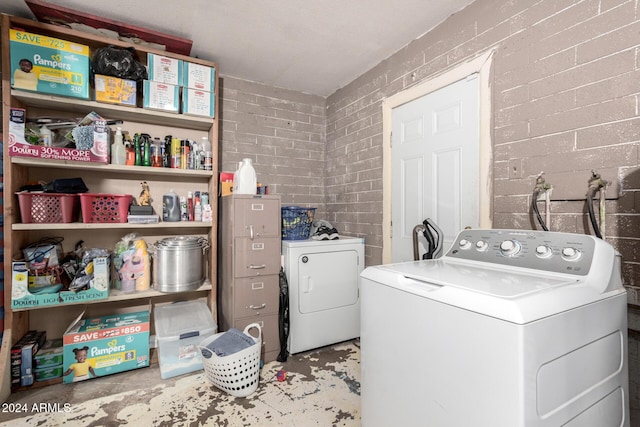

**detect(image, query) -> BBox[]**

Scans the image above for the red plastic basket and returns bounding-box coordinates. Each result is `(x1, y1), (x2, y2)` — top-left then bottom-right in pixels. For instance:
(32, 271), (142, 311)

(16, 192), (80, 223)
(79, 193), (132, 223)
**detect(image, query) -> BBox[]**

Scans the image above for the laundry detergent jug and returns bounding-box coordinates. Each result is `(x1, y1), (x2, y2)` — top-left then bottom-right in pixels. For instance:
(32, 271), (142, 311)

(162, 190), (180, 222)
(234, 158), (257, 194)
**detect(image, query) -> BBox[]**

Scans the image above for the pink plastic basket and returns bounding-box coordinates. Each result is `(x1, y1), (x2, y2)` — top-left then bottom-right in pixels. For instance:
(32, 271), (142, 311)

(79, 193), (132, 223)
(16, 192), (80, 223)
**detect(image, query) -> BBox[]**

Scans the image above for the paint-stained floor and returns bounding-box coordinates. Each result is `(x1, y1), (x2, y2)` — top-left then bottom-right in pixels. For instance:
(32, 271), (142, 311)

(0, 340), (361, 426)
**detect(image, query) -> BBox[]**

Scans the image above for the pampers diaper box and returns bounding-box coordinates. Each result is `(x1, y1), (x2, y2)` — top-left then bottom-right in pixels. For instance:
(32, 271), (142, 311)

(63, 310), (150, 383)
(10, 29), (90, 99)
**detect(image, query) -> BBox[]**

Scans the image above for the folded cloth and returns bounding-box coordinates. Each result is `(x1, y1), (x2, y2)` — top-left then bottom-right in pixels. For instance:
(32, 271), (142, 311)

(205, 328), (255, 357)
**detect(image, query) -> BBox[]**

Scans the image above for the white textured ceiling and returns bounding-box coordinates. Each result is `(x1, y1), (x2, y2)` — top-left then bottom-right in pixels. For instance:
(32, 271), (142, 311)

(2, 0), (475, 97)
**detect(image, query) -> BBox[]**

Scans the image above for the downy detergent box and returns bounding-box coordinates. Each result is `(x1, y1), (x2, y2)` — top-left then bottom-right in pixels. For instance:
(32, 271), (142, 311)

(63, 310), (150, 383)
(10, 29), (90, 99)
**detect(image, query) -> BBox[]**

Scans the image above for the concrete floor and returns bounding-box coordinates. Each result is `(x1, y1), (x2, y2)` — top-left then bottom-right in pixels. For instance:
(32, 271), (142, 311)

(0, 340), (361, 426)
(2, 338), (636, 426)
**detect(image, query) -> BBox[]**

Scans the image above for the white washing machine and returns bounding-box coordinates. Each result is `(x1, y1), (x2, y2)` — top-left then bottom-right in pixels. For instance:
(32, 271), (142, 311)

(282, 237), (364, 354)
(360, 229), (629, 427)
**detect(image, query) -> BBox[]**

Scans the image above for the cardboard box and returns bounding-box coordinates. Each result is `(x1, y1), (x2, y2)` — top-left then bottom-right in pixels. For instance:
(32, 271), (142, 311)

(143, 80), (180, 113)
(94, 74), (137, 106)
(147, 53), (183, 86)
(183, 62), (215, 92)
(11, 330), (46, 389)
(10, 29), (90, 99)
(8, 108), (27, 145)
(59, 255), (110, 304)
(63, 310), (150, 383)
(181, 88), (215, 117)
(11, 262), (59, 310)
(11, 257), (109, 310)
(35, 365), (63, 382)
(35, 339), (64, 368)
(220, 172), (234, 196)
(89, 120), (110, 163)
(154, 300), (217, 379)
(8, 108), (109, 163)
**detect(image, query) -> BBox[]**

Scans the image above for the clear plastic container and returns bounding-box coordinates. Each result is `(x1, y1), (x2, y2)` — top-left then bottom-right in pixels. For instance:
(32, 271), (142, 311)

(154, 300), (217, 379)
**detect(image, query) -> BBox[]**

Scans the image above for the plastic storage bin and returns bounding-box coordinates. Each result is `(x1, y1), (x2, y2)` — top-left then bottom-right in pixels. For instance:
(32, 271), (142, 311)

(154, 300), (217, 379)
(16, 192), (80, 223)
(281, 206), (317, 240)
(79, 193), (132, 223)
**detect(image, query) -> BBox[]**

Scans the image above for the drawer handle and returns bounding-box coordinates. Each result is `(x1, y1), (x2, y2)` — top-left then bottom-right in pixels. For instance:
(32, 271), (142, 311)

(249, 303), (266, 310)
(248, 224), (254, 240)
(248, 264), (266, 269)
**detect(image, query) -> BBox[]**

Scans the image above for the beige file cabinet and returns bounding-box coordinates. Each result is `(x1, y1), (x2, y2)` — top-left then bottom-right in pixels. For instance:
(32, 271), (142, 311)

(218, 194), (281, 362)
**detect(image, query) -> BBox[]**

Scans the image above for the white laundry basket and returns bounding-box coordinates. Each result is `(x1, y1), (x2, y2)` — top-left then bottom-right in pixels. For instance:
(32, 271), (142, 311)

(198, 323), (262, 398)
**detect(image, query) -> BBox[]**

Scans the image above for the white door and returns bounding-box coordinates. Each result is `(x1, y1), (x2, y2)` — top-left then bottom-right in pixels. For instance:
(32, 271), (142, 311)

(391, 75), (479, 262)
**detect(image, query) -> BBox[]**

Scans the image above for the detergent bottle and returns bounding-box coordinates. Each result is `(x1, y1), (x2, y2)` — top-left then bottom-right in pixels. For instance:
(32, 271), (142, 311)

(234, 158), (257, 195)
(162, 189), (180, 222)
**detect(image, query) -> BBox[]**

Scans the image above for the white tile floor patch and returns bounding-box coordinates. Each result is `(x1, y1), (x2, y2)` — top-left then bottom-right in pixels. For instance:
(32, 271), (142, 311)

(0, 340), (361, 426)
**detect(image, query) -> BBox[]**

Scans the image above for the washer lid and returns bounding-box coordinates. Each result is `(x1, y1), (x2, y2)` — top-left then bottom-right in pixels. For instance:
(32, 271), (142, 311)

(363, 259), (623, 324)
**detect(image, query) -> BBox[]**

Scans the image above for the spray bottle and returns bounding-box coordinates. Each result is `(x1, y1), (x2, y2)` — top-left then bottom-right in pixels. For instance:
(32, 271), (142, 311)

(111, 127), (126, 165)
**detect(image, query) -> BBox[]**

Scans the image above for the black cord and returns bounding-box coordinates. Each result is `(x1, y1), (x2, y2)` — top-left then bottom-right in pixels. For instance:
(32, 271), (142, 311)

(586, 188), (603, 239)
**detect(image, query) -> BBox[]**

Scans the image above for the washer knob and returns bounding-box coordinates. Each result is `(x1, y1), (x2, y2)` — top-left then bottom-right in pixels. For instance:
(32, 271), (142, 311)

(561, 247), (581, 261)
(475, 240), (488, 251)
(459, 239), (472, 250)
(535, 245), (552, 258)
(500, 239), (521, 256)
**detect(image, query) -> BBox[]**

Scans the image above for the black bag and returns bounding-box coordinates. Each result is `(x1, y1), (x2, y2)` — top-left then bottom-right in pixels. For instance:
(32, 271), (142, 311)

(92, 46), (148, 82)
(44, 178), (88, 194)
(277, 267), (290, 362)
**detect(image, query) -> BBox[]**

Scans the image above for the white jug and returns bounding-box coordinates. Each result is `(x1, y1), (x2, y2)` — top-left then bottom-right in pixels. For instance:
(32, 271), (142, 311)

(234, 158), (257, 194)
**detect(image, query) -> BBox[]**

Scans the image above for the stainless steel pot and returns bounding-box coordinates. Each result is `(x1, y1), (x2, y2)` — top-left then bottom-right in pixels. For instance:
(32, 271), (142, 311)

(151, 236), (209, 292)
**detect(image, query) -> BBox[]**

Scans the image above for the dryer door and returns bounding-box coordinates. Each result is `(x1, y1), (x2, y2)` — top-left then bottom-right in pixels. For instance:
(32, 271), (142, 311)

(298, 250), (360, 313)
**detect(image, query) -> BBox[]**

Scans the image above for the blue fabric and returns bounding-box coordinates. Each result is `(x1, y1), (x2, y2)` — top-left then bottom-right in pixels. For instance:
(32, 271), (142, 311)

(205, 328), (255, 357)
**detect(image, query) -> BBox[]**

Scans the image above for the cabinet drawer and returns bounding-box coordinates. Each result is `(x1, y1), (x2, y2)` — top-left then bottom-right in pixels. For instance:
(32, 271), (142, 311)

(234, 237), (280, 277)
(234, 275), (279, 317)
(233, 198), (280, 238)
(234, 314), (279, 357)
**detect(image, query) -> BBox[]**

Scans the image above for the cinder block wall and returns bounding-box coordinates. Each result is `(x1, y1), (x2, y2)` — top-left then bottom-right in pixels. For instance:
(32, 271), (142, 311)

(326, 0), (640, 285)
(218, 76), (327, 217)
(218, 0), (640, 410)
(323, 0), (640, 412)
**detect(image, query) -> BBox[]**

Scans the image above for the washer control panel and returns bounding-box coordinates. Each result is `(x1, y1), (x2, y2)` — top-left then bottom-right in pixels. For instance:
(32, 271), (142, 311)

(446, 229), (596, 275)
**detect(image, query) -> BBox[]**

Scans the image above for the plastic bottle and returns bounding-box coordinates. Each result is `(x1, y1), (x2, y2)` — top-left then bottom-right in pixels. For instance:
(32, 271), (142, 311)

(163, 135), (172, 168)
(162, 190), (180, 222)
(180, 196), (188, 221)
(201, 136), (213, 171)
(235, 158), (257, 195)
(232, 161), (242, 193)
(194, 200), (202, 221)
(111, 127), (126, 165)
(171, 137), (181, 168)
(142, 134), (151, 167)
(151, 137), (163, 167)
(40, 125), (52, 147)
(134, 133), (142, 166)
(187, 191), (194, 221)
(125, 142), (135, 166)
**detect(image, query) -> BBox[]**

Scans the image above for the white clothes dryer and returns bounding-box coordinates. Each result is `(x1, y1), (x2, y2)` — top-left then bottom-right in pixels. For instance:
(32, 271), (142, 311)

(360, 229), (629, 427)
(282, 237), (364, 354)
